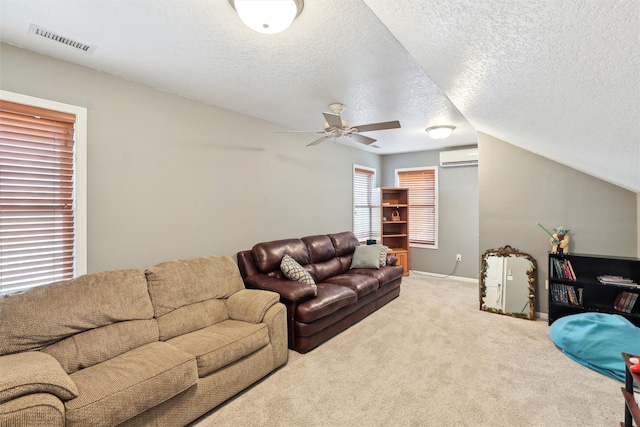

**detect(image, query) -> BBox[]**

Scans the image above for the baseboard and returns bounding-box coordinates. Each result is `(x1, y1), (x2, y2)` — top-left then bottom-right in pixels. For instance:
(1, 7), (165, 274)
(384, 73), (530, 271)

(411, 270), (551, 321)
(409, 270), (478, 284)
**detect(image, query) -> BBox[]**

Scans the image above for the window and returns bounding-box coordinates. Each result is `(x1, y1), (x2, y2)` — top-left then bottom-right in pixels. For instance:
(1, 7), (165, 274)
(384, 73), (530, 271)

(396, 167), (438, 248)
(0, 91), (86, 294)
(353, 165), (379, 243)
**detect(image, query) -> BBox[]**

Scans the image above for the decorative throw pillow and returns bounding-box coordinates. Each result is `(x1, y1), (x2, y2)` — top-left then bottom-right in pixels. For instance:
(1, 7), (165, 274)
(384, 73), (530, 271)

(280, 254), (317, 295)
(350, 245), (383, 269)
(379, 245), (390, 267)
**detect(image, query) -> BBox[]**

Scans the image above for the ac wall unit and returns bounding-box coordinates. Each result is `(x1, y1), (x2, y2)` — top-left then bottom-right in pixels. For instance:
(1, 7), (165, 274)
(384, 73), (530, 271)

(439, 148), (478, 167)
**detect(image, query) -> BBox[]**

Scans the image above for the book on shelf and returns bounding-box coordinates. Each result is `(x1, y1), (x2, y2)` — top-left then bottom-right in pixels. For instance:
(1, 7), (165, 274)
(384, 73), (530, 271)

(552, 258), (576, 280)
(614, 291), (639, 313)
(550, 283), (581, 305)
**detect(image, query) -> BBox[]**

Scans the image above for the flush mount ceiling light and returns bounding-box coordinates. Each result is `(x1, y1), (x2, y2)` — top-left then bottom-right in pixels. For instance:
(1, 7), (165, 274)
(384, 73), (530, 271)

(228, 0), (304, 34)
(426, 125), (456, 139)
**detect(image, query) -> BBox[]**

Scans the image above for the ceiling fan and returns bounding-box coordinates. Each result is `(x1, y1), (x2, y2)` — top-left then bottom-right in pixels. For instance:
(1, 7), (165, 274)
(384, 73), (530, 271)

(281, 103), (401, 147)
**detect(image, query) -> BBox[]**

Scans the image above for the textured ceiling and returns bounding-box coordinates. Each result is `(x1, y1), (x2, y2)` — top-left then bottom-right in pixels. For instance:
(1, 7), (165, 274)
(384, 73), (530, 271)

(0, 0), (638, 192)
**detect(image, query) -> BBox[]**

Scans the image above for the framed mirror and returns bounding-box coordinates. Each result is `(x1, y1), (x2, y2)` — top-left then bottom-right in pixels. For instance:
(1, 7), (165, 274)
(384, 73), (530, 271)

(480, 245), (536, 320)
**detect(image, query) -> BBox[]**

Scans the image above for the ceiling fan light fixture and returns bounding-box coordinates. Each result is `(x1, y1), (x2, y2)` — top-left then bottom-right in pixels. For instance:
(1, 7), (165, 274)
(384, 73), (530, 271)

(426, 125), (455, 139)
(229, 0), (303, 34)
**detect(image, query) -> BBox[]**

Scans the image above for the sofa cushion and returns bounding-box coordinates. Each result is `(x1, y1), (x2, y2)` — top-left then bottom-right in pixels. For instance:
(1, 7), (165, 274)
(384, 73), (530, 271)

(0, 393), (65, 427)
(43, 319), (159, 374)
(302, 234), (336, 263)
(348, 265), (404, 287)
(65, 341), (196, 427)
(281, 254), (317, 294)
(155, 299), (229, 341)
(146, 256), (245, 318)
(167, 320), (270, 378)
(311, 258), (343, 283)
(0, 269), (153, 357)
(324, 273), (379, 298)
(350, 245), (383, 269)
(296, 283), (358, 323)
(328, 231), (359, 257)
(0, 351), (78, 404)
(253, 239), (310, 274)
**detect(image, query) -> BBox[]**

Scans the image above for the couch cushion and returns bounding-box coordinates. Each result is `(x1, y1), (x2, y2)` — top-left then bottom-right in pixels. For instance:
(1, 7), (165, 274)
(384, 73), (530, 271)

(43, 319), (159, 374)
(253, 239), (310, 274)
(0, 269), (153, 357)
(328, 231), (359, 257)
(146, 256), (244, 318)
(65, 341), (196, 427)
(0, 393), (65, 427)
(167, 320), (269, 378)
(311, 258), (343, 283)
(302, 234), (336, 263)
(155, 299), (229, 341)
(348, 265), (404, 287)
(324, 273), (379, 298)
(296, 283), (358, 323)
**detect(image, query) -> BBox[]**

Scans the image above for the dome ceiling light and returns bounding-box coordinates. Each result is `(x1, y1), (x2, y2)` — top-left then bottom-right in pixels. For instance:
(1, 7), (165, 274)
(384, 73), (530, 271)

(426, 125), (455, 139)
(228, 0), (304, 34)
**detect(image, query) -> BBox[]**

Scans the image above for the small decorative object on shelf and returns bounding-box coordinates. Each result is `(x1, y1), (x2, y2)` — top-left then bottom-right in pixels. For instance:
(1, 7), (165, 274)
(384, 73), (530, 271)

(548, 252), (640, 327)
(537, 222), (570, 254)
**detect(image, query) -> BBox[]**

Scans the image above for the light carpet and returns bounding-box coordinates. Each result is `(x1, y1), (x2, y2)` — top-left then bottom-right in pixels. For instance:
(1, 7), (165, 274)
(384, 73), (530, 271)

(192, 273), (623, 426)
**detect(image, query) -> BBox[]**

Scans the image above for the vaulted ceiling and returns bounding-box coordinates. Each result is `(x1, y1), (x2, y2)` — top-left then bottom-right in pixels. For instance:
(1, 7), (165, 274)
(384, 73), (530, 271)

(1, 0), (638, 192)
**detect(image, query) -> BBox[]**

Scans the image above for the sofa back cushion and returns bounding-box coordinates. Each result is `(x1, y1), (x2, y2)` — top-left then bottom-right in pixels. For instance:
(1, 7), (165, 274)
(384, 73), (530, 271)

(252, 238), (310, 275)
(329, 231), (359, 271)
(145, 255), (244, 340)
(0, 269), (156, 373)
(302, 234), (343, 282)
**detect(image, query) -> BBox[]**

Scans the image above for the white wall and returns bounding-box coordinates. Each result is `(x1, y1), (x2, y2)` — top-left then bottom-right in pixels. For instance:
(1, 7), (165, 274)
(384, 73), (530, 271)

(0, 43), (381, 272)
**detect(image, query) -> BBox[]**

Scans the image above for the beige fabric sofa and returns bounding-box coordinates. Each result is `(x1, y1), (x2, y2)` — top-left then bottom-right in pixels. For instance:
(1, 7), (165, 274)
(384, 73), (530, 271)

(0, 256), (287, 427)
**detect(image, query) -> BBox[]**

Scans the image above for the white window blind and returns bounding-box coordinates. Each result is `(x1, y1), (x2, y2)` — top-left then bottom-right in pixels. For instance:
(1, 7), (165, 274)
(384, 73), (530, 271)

(397, 168), (438, 247)
(0, 100), (77, 293)
(353, 166), (378, 242)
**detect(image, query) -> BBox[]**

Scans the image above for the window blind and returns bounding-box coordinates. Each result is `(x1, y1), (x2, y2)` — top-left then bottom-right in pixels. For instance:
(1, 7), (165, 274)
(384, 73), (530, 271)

(0, 100), (76, 293)
(397, 168), (437, 246)
(353, 166), (378, 242)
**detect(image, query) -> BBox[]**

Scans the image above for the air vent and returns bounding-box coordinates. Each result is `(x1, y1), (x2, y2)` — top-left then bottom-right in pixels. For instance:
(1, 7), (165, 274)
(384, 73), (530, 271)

(28, 24), (96, 54)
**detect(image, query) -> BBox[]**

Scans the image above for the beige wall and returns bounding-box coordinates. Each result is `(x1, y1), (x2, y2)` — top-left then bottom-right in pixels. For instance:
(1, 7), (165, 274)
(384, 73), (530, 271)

(478, 132), (638, 314)
(0, 43), (381, 272)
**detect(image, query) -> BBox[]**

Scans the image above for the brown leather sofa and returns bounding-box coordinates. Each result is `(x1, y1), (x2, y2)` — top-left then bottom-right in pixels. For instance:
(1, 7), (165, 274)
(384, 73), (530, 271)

(237, 231), (404, 353)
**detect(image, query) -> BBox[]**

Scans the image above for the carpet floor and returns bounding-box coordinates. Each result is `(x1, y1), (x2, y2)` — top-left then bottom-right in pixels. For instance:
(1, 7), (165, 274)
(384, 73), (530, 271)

(191, 273), (626, 426)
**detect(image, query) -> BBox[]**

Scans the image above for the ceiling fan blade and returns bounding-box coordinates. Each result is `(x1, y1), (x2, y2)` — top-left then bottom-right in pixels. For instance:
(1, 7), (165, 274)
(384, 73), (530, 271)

(352, 120), (401, 133)
(350, 133), (377, 145)
(323, 112), (343, 129)
(307, 136), (330, 146)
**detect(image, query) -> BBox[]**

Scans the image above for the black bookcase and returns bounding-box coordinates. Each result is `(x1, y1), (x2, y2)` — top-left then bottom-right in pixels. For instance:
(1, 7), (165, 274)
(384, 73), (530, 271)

(548, 252), (640, 326)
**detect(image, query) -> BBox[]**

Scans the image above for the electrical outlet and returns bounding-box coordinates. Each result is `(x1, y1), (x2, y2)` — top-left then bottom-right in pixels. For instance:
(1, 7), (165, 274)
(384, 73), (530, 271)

(456, 254), (462, 261)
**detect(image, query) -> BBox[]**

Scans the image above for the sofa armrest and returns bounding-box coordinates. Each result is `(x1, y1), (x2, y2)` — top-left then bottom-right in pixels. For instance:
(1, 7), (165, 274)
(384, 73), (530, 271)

(386, 254), (398, 266)
(227, 289), (280, 323)
(244, 274), (316, 303)
(0, 352), (78, 404)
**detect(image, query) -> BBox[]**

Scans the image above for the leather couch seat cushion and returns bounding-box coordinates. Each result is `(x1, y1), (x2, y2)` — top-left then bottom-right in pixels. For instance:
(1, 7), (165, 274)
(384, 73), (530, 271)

(296, 283), (358, 323)
(66, 341), (197, 427)
(167, 320), (270, 378)
(324, 273), (379, 298)
(348, 265), (404, 287)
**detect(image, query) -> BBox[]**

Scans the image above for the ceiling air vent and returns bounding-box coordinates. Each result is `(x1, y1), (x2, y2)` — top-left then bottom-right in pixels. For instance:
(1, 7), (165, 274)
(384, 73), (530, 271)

(28, 24), (97, 54)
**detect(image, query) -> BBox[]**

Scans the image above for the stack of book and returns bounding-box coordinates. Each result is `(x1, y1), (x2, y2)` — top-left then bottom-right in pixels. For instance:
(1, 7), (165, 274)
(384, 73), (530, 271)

(550, 283), (582, 305)
(614, 291), (639, 313)
(597, 275), (639, 287)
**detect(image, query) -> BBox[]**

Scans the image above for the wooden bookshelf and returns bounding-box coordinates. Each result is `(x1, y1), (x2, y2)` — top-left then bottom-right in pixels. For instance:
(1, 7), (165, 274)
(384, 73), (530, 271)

(379, 187), (409, 276)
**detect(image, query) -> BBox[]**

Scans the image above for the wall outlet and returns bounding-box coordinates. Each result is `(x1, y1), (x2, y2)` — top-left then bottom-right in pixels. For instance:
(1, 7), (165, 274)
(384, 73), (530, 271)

(456, 254), (462, 261)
